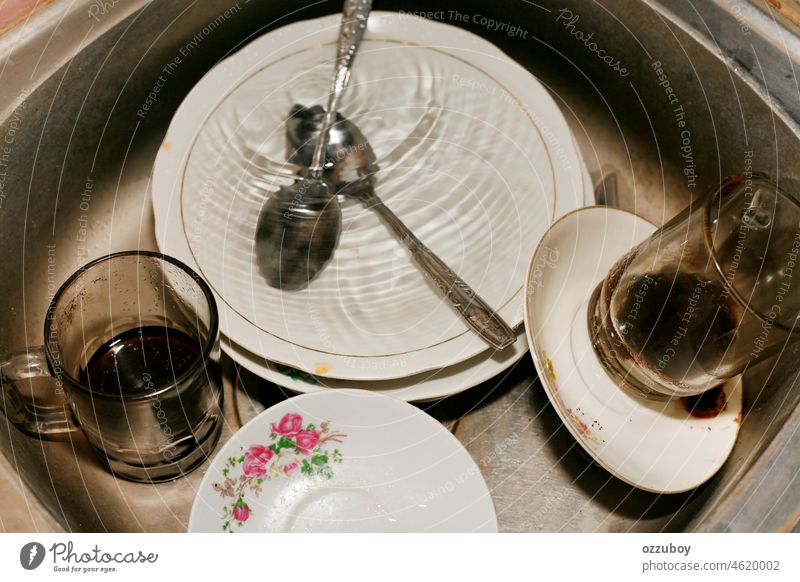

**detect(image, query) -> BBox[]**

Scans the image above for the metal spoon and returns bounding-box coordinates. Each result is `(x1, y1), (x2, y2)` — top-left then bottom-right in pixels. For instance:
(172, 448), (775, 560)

(286, 104), (517, 350)
(255, 0), (371, 290)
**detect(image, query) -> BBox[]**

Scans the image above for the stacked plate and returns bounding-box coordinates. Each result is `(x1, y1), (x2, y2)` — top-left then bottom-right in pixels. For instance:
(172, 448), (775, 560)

(150, 11), (593, 401)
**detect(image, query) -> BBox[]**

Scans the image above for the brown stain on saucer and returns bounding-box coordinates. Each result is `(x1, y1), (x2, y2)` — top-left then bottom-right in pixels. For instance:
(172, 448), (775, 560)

(682, 385), (727, 419)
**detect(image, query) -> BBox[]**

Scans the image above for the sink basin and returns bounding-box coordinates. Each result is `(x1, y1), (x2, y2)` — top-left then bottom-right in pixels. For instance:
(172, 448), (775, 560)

(1, 0), (799, 532)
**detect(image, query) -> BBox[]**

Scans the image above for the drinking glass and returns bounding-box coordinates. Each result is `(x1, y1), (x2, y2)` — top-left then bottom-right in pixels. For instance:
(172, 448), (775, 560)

(0, 251), (223, 482)
(590, 173), (800, 398)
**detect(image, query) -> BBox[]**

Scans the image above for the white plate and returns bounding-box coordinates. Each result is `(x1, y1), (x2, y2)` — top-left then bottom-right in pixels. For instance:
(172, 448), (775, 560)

(221, 149), (593, 401)
(189, 390), (497, 532)
(221, 162), (592, 402)
(221, 166), (592, 402)
(151, 11), (589, 381)
(523, 207), (742, 493)
(223, 326), (528, 402)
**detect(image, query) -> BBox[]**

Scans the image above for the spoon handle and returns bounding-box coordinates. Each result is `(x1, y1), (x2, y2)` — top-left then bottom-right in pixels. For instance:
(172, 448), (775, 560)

(355, 185), (517, 351)
(309, 0), (372, 177)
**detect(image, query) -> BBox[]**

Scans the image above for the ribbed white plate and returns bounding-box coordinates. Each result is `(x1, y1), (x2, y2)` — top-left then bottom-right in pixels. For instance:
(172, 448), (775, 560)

(152, 11), (588, 380)
(223, 164), (594, 402)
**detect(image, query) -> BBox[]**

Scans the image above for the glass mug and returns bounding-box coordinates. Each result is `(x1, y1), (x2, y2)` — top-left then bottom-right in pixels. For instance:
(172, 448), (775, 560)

(590, 173), (800, 399)
(0, 251), (223, 482)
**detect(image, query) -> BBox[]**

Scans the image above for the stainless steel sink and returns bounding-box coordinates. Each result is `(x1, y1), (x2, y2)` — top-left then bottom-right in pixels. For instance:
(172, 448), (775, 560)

(1, 0), (799, 532)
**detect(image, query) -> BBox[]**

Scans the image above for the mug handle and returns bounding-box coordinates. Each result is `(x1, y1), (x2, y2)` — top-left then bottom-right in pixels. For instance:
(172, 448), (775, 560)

(0, 346), (80, 436)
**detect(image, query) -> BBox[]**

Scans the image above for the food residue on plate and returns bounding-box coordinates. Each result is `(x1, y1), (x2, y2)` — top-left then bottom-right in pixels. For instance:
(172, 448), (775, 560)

(545, 357), (556, 382)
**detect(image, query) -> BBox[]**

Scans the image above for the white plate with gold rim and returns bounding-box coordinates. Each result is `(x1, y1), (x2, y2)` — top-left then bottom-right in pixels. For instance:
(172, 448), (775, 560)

(221, 164), (592, 401)
(189, 390), (497, 532)
(152, 11), (589, 381)
(523, 206), (742, 493)
(220, 152), (593, 401)
(222, 325), (528, 403)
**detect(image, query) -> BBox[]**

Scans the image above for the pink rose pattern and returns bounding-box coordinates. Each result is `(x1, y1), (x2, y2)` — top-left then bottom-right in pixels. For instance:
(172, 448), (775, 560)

(213, 414), (346, 532)
(242, 445), (274, 477)
(271, 413), (302, 436)
(294, 430), (320, 454)
(232, 503), (249, 522)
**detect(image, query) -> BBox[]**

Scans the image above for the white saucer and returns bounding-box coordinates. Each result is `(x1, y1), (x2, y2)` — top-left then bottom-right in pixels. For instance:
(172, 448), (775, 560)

(222, 325), (528, 403)
(523, 207), (742, 494)
(151, 11), (590, 381)
(189, 390), (497, 532)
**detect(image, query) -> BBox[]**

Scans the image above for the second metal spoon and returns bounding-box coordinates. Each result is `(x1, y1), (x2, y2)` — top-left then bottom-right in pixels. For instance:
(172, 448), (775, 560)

(286, 104), (516, 350)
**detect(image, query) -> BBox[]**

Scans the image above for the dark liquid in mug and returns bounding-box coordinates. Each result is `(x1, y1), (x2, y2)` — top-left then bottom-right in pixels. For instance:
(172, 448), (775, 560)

(613, 271), (739, 386)
(79, 326), (201, 396)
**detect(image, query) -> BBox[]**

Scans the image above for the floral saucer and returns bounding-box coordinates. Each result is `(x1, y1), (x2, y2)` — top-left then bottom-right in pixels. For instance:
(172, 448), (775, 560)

(189, 390), (497, 532)
(523, 207), (742, 493)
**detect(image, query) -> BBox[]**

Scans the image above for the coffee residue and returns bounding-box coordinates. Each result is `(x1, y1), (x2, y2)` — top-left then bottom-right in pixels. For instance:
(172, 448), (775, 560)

(682, 385), (727, 418)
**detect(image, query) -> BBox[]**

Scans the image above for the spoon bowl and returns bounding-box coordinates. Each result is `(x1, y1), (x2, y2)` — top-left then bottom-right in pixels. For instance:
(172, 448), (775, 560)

(255, 176), (341, 290)
(255, 1), (371, 290)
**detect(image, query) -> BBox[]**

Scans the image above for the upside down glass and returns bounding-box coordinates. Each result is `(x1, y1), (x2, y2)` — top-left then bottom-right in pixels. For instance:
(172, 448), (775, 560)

(0, 251), (223, 482)
(590, 173), (800, 399)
